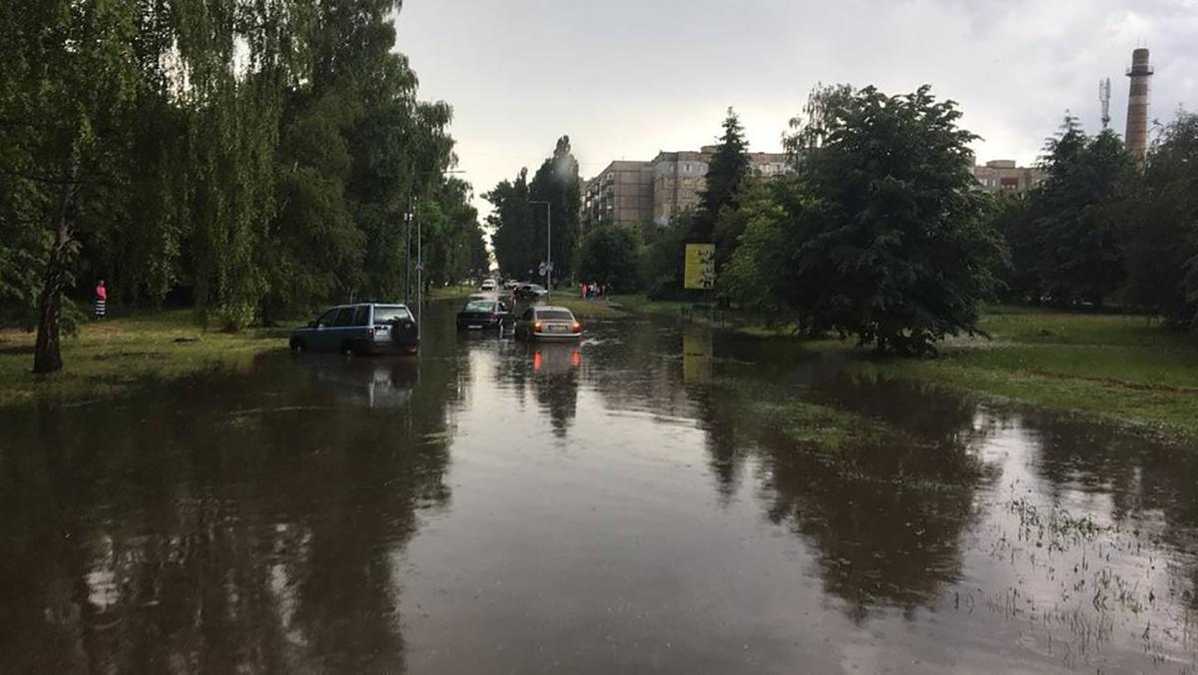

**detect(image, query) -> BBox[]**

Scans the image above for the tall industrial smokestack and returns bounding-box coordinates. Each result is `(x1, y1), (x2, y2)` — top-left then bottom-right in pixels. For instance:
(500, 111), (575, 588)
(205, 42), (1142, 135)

(1124, 48), (1153, 168)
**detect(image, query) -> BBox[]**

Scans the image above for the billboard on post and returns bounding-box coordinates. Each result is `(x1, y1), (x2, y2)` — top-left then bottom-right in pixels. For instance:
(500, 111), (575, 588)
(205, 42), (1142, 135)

(683, 244), (716, 290)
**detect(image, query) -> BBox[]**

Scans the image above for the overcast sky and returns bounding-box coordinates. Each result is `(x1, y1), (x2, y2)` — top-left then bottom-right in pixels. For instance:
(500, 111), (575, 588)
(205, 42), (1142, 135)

(394, 0), (1197, 218)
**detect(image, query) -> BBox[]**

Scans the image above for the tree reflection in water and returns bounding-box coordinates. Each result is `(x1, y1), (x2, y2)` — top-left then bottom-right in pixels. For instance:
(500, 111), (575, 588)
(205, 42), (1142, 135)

(0, 351), (464, 672)
(691, 371), (998, 621)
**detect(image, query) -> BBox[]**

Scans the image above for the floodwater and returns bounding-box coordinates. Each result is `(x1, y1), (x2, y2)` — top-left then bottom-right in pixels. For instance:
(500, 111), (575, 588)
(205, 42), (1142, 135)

(2, 301), (1198, 673)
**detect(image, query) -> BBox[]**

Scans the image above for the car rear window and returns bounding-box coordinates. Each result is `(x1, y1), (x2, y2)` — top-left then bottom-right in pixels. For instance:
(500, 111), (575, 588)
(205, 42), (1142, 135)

(464, 300), (496, 312)
(537, 310), (574, 321)
(373, 306), (411, 323)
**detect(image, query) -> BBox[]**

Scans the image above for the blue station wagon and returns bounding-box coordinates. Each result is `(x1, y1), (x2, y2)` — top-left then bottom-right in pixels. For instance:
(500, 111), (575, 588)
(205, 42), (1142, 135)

(289, 303), (419, 355)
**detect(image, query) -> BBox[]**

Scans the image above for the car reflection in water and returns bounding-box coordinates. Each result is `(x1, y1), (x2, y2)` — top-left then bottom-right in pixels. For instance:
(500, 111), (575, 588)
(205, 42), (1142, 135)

(527, 342), (582, 437)
(300, 355), (420, 409)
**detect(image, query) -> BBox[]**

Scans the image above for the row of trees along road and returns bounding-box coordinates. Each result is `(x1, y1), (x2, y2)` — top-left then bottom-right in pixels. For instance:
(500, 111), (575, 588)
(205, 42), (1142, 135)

(1001, 112), (1198, 328)
(486, 136), (582, 283)
(0, 0), (489, 373)
(607, 87), (1197, 354)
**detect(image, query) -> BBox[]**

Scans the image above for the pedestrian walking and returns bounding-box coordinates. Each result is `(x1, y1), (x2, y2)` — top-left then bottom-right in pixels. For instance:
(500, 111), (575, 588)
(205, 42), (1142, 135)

(94, 279), (107, 319)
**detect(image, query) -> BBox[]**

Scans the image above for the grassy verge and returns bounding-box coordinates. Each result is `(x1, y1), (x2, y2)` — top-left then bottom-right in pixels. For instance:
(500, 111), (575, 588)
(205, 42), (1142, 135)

(615, 295), (1198, 440)
(876, 309), (1198, 439)
(545, 291), (626, 319)
(0, 310), (290, 408)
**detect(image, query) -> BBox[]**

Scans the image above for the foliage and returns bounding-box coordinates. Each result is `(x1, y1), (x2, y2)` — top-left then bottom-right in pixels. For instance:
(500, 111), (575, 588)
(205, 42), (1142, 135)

(640, 211), (693, 301)
(577, 224), (642, 292)
(1122, 111), (1198, 328)
(0, 0), (479, 372)
(690, 108), (751, 268)
(487, 136), (581, 284)
(1024, 118), (1137, 307)
(724, 85), (1003, 355)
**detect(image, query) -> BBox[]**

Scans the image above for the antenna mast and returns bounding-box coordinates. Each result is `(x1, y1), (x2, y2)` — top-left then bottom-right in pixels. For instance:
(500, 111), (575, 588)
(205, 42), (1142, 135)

(1099, 78), (1112, 130)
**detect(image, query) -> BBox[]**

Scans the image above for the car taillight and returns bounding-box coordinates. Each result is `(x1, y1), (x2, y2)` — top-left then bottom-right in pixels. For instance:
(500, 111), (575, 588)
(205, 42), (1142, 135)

(368, 327), (375, 337)
(534, 321), (542, 331)
(572, 321), (581, 332)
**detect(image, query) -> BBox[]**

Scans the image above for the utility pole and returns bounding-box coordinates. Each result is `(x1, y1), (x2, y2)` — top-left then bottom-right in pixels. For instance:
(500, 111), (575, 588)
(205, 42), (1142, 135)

(530, 200), (552, 292)
(416, 208), (423, 339)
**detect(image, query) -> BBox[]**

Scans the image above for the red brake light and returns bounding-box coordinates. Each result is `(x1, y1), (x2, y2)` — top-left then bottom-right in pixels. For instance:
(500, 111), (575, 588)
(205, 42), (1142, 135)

(534, 321), (543, 331)
(572, 321), (581, 332)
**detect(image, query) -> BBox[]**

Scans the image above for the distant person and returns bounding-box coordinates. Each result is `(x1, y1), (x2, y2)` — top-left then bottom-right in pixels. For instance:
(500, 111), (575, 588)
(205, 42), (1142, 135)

(94, 279), (107, 319)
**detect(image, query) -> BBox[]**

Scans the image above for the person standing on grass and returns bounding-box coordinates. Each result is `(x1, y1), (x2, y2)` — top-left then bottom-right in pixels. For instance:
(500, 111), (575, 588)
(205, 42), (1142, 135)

(94, 279), (107, 319)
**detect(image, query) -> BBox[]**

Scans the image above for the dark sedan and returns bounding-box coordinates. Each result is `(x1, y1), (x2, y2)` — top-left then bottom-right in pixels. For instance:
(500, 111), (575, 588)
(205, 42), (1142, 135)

(456, 297), (508, 331)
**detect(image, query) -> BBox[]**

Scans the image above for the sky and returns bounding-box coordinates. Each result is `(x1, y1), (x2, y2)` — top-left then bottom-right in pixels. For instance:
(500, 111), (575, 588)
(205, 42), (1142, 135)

(393, 0), (1198, 219)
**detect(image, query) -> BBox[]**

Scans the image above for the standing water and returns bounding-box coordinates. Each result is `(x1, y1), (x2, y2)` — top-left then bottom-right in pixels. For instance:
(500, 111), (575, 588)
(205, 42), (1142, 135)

(2, 301), (1196, 673)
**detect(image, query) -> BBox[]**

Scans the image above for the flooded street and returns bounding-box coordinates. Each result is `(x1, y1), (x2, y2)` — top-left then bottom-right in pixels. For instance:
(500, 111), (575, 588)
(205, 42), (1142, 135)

(3, 300), (1197, 673)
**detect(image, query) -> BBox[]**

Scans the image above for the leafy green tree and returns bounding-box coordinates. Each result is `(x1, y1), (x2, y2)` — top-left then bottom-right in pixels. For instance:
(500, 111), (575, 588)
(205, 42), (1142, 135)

(486, 169), (535, 279)
(528, 136), (581, 284)
(1027, 117), (1136, 307)
(725, 85), (1003, 355)
(1123, 111), (1198, 327)
(0, 0), (142, 371)
(578, 225), (642, 292)
(640, 211), (692, 300)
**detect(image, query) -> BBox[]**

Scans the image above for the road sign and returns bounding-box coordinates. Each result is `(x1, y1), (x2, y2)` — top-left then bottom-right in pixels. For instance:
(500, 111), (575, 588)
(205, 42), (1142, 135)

(684, 244), (716, 290)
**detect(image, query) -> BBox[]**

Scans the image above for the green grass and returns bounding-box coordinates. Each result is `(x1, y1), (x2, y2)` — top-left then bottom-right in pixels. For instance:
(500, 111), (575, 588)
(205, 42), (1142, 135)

(545, 291), (626, 319)
(878, 308), (1198, 439)
(0, 310), (291, 408)
(614, 296), (1198, 440)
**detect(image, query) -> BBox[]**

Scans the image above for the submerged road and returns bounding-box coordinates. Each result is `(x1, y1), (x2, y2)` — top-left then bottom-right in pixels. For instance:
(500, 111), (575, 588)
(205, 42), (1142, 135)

(2, 300), (1197, 673)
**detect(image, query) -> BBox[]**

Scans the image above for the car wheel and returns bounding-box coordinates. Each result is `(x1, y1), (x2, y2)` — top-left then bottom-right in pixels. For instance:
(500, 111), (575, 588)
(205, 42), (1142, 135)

(289, 338), (306, 354)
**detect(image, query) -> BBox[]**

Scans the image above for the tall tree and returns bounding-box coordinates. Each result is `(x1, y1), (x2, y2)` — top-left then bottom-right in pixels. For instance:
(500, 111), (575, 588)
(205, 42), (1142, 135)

(690, 108), (750, 267)
(724, 85), (1003, 355)
(527, 135), (581, 284)
(1123, 111), (1198, 327)
(1027, 117), (1136, 307)
(0, 0), (142, 371)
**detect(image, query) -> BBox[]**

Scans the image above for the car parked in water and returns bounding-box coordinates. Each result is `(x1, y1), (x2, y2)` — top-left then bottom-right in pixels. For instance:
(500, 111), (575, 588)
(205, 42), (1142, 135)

(514, 305), (582, 341)
(289, 303), (418, 355)
(514, 283), (549, 302)
(456, 297), (508, 331)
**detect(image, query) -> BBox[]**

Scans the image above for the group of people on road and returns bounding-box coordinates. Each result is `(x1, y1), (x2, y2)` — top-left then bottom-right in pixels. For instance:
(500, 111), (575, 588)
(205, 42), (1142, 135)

(579, 282), (606, 300)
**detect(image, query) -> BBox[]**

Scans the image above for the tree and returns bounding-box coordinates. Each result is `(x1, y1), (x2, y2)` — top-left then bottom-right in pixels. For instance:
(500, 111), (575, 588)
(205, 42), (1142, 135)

(578, 225), (642, 292)
(690, 108), (750, 268)
(1026, 117), (1136, 307)
(1123, 111), (1198, 327)
(0, 0), (142, 372)
(485, 169), (534, 279)
(528, 136), (581, 283)
(725, 85), (1003, 355)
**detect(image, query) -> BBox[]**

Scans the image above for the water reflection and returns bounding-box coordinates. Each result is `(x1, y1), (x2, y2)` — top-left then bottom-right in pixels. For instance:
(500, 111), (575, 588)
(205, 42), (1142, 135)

(0, 346), (464, 672)
(4, 303), (1198, 672)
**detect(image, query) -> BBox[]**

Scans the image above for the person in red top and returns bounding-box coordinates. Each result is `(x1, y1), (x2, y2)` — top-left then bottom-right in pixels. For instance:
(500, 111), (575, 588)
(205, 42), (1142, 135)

(94, 280), (107, 319)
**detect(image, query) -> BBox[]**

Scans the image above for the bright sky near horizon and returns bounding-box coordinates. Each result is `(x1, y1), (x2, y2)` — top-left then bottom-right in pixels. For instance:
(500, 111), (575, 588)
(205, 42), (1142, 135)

(393, 0), (1197, 219)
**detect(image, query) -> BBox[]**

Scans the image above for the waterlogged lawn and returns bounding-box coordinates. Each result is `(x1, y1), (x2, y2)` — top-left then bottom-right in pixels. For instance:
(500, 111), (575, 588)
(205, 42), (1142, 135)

(0, 310), (289, 408)
(881, 308), (1198, 440)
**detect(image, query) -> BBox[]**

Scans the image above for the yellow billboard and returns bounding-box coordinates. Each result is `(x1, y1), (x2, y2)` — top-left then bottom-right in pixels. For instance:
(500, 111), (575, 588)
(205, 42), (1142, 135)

(683, 243), (715, 290)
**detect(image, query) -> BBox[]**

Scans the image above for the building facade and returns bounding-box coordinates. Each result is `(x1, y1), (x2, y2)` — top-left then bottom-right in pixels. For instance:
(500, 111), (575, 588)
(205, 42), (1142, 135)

(971, 160), (1044, 194)
(580, 160), (655, 231)
(581, 146), (790, 230)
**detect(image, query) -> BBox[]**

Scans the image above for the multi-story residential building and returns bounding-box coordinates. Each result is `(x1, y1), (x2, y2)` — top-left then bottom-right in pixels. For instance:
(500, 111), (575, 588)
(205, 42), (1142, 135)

(580, 160), (655, 232)
(581, 146), (791, 230)
(971, 160), (1044, 194)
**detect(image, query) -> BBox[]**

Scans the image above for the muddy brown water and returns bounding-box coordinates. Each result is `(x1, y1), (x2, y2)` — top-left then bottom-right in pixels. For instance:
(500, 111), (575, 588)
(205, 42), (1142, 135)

(2, 301), (1197, 673)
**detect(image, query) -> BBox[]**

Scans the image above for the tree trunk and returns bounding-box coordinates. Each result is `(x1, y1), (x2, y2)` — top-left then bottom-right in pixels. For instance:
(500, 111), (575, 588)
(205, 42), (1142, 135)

(32, 170), (78, 375)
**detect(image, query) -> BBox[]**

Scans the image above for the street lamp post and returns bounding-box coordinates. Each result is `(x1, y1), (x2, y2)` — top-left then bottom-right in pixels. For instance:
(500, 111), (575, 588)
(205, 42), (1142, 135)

(530, 200), (552, 291)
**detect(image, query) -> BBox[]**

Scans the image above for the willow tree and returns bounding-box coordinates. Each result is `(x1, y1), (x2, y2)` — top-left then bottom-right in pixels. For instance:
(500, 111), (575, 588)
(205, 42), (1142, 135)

(0, 0), (142, 372)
